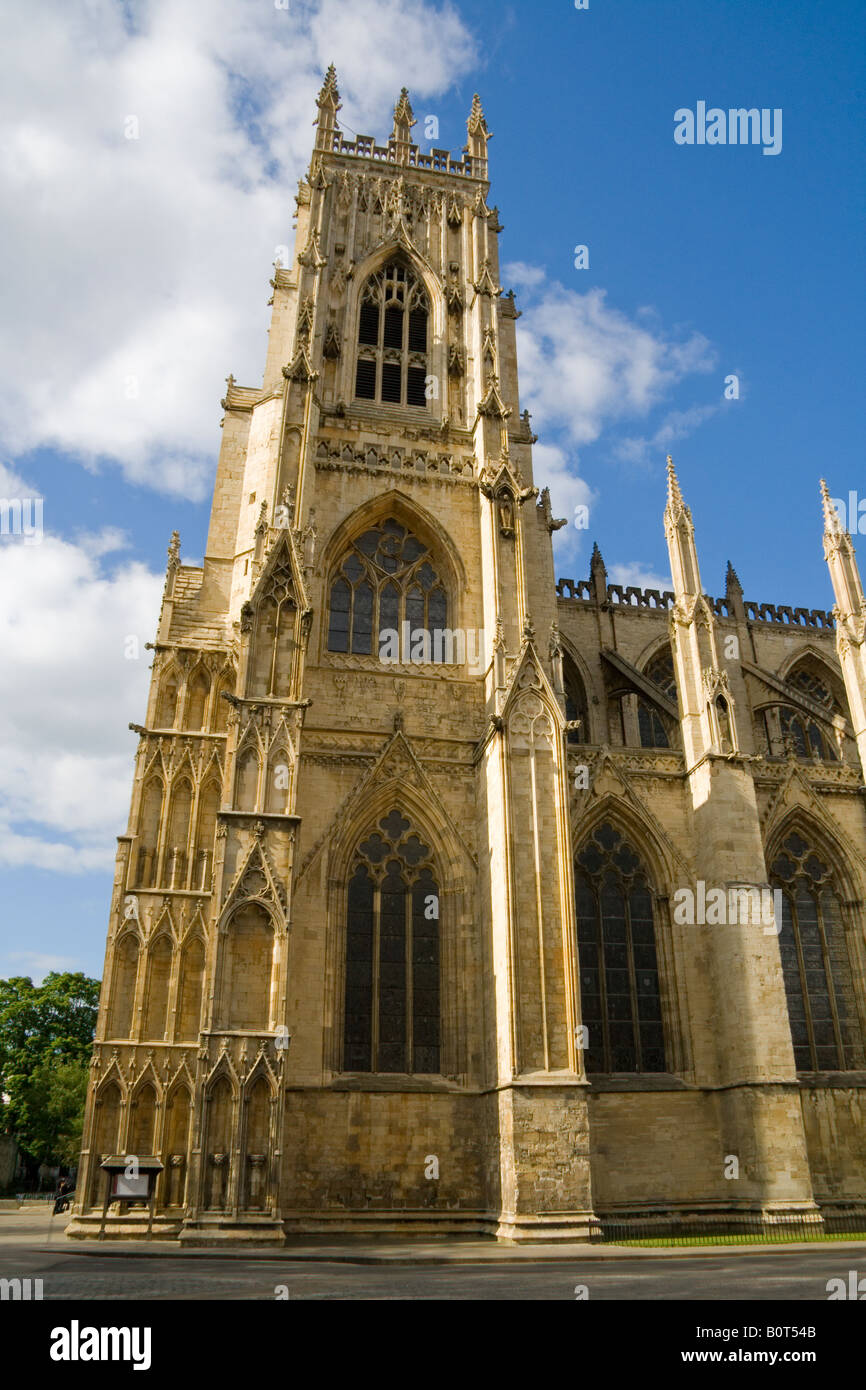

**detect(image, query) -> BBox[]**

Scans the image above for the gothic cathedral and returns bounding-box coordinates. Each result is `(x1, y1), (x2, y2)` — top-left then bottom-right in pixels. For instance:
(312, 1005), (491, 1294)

(70, 72), (866, 1243)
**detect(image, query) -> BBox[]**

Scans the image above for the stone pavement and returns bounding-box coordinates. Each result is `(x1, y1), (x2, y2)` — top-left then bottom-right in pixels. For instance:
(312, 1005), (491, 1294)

(3, 1207), (866, 1265)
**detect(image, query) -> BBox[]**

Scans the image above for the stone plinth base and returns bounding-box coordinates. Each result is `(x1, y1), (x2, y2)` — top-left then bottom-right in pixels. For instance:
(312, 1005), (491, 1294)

(179, 1216), (286, 1247)
(65, 1213), (183, 1240)
(492, 1210), (602, 1243)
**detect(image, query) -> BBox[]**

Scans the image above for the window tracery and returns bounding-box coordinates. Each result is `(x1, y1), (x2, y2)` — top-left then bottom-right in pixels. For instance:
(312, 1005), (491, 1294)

(638, 648), (678, 750)
(574, 823), (666, 1073)
(327, 517), (447, 656)
(770, 833), (865, 1070)
(355, 261), (429, 408)
(343, 809), (440, 1074)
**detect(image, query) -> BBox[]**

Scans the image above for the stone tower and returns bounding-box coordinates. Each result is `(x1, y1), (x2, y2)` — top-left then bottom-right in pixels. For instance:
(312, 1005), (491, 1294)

(70, 72), (866, 1243)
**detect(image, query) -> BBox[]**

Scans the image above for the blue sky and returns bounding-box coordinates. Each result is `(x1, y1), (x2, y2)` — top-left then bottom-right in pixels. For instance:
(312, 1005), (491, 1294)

(0, 0), (863, 981)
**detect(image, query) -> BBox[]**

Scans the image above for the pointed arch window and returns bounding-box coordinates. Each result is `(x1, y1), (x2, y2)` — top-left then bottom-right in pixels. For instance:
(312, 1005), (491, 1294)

(326, 517), (448, 658)
(758, 661), (846, 762)
(177, 936), (205, 1041)
(770, 833), (865, 1071)
(165, 778), (193, 887)
(185, 668), (210, 731)
(194, 777), (220, 892)
(250, 561), (297, 699)
(129, 1082), (157, 1155)
(787, 665), (837, 710)
(637, 702), (670, 749)
(214, 672), (235, 732)
(780, 706), (837, 761)
(89, 1081), (122, 1206)
(343, 809), (440, 1074)
(235, 746), (260, 812)
(107, 933), (139, 1039)
(157, 668), (180, 728)
(637, 647), (678, 750)
(136, 778), (163, 888)
(355, 260), (429, 408)
(163, 1086), (191, 1207)
(221, 903), (274, 1032)
(142, 935), (172, 1040)
(564, 655), (588, 745)
(760, 705), (839, 762)
(574, 823), (666, 1073)
(644, 647), (677, 699)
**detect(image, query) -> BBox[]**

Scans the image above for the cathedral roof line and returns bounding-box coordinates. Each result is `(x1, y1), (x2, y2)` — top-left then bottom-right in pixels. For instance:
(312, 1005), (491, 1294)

(555, 571), (835, 633)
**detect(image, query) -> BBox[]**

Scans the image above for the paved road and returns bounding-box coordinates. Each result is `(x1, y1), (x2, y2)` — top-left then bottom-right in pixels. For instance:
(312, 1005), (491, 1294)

(0, 1243), (861, 1300)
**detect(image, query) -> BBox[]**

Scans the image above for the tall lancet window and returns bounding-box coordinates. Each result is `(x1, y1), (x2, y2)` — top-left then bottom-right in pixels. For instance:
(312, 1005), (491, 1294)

(574, 823), (666, 1073)
(770, 833), (865, 1071)
(343, 810), (440, 1074)
(355, 260), (429, 407)
(250, 560), (297, 699)
(326, 517), (447, 658)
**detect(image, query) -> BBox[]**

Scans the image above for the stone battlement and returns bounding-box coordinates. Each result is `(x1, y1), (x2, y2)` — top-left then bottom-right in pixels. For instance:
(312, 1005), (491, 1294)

(556, 576), (835, 629)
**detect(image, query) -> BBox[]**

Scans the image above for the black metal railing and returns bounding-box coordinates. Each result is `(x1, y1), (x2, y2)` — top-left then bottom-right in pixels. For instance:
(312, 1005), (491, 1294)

(595, 1210), (866, 1246)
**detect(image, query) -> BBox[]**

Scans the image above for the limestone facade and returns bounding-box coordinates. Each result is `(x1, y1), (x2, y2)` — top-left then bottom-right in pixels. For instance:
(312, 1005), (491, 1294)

(69, 73), (866, 1242)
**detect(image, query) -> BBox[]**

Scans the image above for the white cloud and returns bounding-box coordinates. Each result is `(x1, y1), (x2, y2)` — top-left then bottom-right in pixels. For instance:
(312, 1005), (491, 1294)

(608, 562), (672, 593)
(532, 442), (595, 567)
(508, 269), (717, 571)
(0, 531), (163, 871)
(514, 279), (716, 450)
(0, 0), (476, 499)
(0, 461), (39, 499)
(503, 260), (546, 289)
(615, 404), (720, 469)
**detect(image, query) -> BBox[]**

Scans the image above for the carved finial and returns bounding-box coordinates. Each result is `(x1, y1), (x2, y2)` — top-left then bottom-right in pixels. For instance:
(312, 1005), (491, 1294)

(590, 542), (607, 605)
(666, 455), (684, 508)
(465, 93), (492, 169)
(473, 258), (502, 299)
(167, 531), (180, 571)
(467, 93), (489, 138)
(522, 614), (535, 644)
(391, 87), (416, 157)
(821, 478), (844, 535)
(393, 87), (415, 128)
(314, 65), (341, 152)
(317, 64), (340, 107)
(725, 560), (743, 596)
(477, 373), (511, 420)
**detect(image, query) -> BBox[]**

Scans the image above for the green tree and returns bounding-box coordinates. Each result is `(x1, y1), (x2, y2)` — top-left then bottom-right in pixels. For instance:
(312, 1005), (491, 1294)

(0, 972), (100, 1170)
(13, 1059), (90, 1165)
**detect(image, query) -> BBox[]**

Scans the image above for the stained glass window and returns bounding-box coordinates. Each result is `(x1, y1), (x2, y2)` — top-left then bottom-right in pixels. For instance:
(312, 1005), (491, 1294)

(343, 810), (440, 1074)
(574, 823), (666, 1073)
(770, 833), (864, 1071)
(327, 518), (448, 659)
